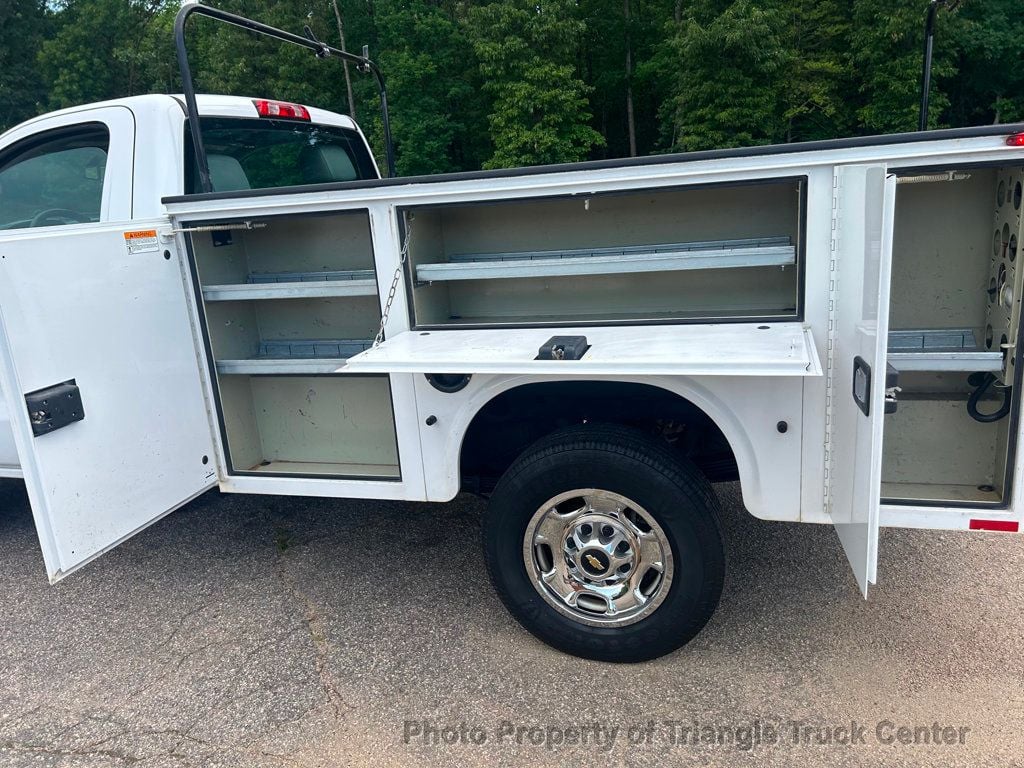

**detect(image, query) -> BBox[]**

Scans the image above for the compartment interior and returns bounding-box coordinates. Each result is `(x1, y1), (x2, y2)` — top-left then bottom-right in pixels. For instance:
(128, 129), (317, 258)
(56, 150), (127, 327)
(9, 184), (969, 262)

(188, 211), (399, 479)
(218, 375), (399, 478)
(403, 179), (805, 327)
(193, 210), (378, 285)
(203, 298), (378, 373)
(884, 166), (1023, 504)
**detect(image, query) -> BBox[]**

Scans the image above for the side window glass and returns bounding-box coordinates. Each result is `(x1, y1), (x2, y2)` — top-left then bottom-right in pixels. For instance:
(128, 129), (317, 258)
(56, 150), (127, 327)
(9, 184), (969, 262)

(0, 125), (110, 231)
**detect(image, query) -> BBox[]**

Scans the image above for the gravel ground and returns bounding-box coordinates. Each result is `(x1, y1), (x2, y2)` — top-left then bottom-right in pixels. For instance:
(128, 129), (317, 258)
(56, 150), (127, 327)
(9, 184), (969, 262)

(0, 478), (1022, 767)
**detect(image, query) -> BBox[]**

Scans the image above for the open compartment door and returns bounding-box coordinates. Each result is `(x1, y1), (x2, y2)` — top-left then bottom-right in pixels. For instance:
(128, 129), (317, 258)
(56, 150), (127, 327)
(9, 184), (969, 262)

(344, 323), (821, 377)
(0, 223), (217, 581)
(827, 165), (896, 596)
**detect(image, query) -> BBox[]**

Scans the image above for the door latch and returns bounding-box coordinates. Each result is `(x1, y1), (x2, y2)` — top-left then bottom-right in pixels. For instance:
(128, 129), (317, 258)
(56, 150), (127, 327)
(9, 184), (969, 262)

(884, 362), (901, 415)
(853, 357), (900, 417)
(25, 380), (84, 437)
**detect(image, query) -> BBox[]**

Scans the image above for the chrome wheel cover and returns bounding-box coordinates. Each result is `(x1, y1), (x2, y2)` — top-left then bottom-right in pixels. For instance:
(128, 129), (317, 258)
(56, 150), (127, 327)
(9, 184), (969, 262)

(523, 489), (674, 627)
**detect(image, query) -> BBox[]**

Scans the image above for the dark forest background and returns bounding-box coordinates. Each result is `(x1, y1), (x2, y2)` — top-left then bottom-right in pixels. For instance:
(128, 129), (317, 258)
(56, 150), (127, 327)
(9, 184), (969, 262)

(2, 0), (1023, 172)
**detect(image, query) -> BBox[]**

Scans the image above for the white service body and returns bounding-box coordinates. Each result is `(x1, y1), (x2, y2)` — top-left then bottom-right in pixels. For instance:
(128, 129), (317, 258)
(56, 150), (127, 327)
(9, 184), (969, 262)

(0, 94), (1022, 598)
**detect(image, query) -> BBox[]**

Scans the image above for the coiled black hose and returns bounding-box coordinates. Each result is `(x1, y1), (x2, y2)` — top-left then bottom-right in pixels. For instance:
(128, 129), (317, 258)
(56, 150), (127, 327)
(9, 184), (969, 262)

(966, 372), (1012, 423)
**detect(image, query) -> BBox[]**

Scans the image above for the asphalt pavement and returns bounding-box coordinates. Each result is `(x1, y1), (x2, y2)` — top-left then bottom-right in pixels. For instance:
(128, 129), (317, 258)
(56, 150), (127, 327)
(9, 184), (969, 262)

(0, 479), (1022, 767)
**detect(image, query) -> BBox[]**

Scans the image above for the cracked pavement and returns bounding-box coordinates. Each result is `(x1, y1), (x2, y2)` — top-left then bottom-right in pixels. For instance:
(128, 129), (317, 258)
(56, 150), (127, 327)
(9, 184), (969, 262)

(1, 478), (1023, 767)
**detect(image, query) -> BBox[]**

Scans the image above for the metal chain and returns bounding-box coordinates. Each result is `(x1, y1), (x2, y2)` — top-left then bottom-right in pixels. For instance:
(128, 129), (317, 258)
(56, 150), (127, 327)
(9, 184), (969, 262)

(373, 215), (413, 347)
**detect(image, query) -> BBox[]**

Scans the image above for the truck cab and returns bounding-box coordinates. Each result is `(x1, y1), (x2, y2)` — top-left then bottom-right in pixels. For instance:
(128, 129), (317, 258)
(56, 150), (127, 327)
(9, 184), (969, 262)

(0, 93), (378, 480)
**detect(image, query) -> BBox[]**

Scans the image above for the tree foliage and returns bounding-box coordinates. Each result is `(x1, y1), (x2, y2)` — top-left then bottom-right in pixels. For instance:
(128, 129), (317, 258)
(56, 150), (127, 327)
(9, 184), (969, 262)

(376, 0), (489, 174)
(468, 0), (604, 168)
(660, 0), (790, 151)
(948, 0), (1024, 125)
(0, 1), (49, 128)
(38, 0), (171, 110)
(2, 0), (1021, 171)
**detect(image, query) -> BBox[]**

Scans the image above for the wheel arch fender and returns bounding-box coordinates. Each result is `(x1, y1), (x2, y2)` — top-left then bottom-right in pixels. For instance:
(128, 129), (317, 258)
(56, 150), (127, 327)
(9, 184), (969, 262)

(416, 374), (796, 519)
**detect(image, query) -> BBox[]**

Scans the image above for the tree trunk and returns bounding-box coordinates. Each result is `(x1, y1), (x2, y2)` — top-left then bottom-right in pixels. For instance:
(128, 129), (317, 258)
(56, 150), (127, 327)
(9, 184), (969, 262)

(330, 0), (357, 120)
(625, 0), (637, 157)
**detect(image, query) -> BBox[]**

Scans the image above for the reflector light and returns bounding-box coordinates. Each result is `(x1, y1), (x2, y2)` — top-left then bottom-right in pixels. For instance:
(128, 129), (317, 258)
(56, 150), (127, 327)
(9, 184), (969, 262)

(969, 519), (1019, 532)
(1006, 132), (1024, 147)
(252, 99), (311, 121)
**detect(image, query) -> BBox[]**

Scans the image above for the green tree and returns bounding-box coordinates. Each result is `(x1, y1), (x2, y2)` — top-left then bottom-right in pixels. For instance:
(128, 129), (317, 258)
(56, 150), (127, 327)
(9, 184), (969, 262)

(40, 0), (176, 109)
(580, 0), (675, 158)
(469, 0), (604, 169)
(375, 0), (489, 175)
(850, 0), (957, 132)
(659, 0), (790, 151)
(14, 0), (1024, 170)
(183, 1), (318, 101)
(0, 1), (49, 132)
(945, 0), (1024, 125)
(781, 0), (856, 142)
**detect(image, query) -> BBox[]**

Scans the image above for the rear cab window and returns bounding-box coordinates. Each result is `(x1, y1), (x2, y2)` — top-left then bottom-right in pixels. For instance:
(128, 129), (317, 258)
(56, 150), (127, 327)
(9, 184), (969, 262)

(0, 125), (109, 230)
(185, 117), (378, 194)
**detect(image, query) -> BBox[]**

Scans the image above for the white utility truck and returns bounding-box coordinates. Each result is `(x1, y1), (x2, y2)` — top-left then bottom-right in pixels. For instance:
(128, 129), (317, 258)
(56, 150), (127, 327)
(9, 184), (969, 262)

(1, 5), (1023, 661)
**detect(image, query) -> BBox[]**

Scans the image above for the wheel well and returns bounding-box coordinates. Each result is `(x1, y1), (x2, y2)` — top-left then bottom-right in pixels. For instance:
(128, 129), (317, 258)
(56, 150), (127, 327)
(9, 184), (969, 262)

(459, 381), (738, 493)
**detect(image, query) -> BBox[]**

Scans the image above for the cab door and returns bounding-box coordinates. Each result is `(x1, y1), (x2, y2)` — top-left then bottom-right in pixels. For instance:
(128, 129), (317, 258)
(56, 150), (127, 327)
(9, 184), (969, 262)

(826, 164), (897, 595)
(0, 110), (216, 581)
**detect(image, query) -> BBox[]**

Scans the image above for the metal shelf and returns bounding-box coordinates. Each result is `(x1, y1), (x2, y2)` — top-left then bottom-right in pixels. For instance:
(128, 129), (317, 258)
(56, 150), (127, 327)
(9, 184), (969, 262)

(216, 339), (372, 375)
(203, 270), (377, 301)
(415, 237), (795, 283)
(887, 329), (1003, 372)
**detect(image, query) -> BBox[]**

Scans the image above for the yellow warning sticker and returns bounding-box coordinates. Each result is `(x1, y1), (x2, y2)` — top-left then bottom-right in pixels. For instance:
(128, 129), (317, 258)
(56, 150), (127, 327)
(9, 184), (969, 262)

(124, 229), (159, 255)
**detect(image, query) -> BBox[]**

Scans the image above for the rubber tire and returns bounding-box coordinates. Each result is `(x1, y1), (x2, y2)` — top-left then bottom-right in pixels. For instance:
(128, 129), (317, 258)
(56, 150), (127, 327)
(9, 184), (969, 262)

(483, 424), (725, 663)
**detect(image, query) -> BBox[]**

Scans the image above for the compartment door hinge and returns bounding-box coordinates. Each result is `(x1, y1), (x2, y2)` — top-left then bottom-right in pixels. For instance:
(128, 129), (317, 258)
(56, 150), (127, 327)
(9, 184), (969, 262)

(823, 169), (842, 503)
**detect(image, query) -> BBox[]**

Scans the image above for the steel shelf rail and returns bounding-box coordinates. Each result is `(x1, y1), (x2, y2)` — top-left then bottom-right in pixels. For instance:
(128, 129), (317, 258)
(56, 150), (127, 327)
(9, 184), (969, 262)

(415, 237), (795, 283)
(202, 269), (378, 301)
(216, 338), (372, 375)
(887, 328), (1003, 372)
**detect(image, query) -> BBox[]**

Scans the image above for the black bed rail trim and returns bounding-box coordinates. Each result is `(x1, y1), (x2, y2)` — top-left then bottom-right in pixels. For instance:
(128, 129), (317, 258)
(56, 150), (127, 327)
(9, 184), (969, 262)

(174, 2), (396, 191)
(163, 122), (1024, 205)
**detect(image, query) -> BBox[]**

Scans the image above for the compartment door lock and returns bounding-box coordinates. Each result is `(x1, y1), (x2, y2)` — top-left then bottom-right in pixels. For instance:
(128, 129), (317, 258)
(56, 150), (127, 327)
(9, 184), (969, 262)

(537, 336), (590, 361)
(25, 379), (85, 437)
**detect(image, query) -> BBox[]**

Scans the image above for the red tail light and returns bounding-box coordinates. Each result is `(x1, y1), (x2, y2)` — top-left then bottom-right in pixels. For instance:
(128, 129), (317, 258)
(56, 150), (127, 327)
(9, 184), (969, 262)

(1006, 132), (1024, 147)
(969, 519), (1019, 532)
(252, 99), (311, 121)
